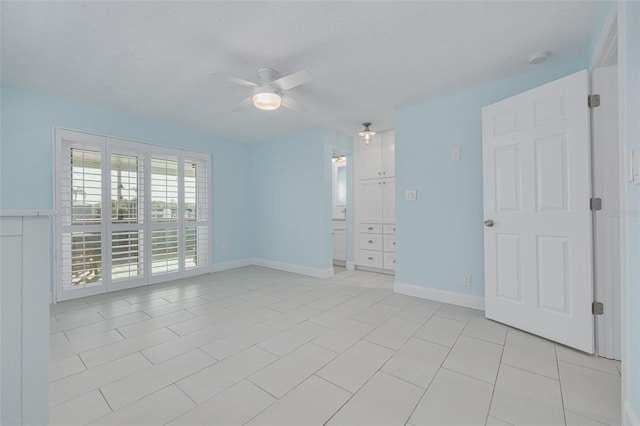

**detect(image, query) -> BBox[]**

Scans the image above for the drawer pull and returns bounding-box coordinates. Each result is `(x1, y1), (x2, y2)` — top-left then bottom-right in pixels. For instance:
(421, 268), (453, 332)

(393, 260), (396, 263)
(368, 257), (374, 261)
(368, 227), (374, 231)
(368, 240), (374, 244)
(393, 242), (396, 245)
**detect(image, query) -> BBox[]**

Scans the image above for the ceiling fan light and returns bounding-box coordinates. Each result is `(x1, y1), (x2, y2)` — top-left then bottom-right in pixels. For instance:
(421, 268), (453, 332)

(252, 91), (281, 110)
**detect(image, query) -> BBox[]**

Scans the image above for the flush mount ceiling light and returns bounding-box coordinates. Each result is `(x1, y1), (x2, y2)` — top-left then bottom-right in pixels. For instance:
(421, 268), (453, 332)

(252, 87), (282, 111)
(528, 51), (549, 65)
(358, 122), (376, 145)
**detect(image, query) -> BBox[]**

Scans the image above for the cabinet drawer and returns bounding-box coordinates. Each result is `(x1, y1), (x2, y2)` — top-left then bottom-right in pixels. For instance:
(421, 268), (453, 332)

(359, 249), (383, 268)
(359, 223), (382, 234)
(383, 224), (396, 235)
(332, 221), (346, 231)
(383, 235), (396, 253)
(359, 234), (382, 251)
(383, 252), (396, 270)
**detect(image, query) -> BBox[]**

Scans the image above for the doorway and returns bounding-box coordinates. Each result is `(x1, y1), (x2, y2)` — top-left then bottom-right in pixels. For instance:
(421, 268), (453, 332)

(332, 153), (348, 269)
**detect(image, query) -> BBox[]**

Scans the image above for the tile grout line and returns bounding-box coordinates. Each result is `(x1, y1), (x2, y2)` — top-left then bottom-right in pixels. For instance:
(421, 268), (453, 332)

(554, 343), (569, 426)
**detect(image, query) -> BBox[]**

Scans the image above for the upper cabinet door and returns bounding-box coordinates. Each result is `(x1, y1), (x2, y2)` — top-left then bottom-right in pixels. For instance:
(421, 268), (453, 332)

(358, 133), (383, 179)
(382, 130), (395, 178)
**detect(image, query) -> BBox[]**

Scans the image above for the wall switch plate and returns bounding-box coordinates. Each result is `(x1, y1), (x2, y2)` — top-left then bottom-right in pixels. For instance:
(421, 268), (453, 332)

(462, 273), (471, 287)
(405, 190), (417, 201)
(452, 148), (461, 160)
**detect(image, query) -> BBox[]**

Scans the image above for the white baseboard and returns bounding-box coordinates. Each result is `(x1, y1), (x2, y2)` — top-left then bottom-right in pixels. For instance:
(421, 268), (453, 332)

(346, 261), (355, 270)
(253, 258), (334, 279)
(626, 402), (640, 426)
(212, 258), (333, 279)
(212, 258), (256, 272)
(394, 281), (485, 310)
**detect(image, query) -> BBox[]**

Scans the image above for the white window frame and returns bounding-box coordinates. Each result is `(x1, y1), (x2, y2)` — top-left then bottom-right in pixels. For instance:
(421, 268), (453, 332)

(53, 128), (212, 302)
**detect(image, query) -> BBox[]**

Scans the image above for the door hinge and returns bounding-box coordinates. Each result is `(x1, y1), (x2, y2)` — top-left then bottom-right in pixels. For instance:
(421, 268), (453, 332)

(590, 197), (602, 211)
(592, 301), (604, 315)
(588, 94), (600, 108)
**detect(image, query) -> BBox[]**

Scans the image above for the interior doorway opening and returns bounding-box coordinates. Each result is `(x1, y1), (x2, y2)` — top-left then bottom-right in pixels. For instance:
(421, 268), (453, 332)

(331, 152), (348, 268)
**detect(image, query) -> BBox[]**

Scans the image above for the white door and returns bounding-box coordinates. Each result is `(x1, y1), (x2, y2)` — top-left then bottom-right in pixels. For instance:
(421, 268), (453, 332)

(482, 70), (594, 353)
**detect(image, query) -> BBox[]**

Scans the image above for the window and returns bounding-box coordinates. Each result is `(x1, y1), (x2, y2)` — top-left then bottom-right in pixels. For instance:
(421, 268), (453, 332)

(54, 129), (211, 301)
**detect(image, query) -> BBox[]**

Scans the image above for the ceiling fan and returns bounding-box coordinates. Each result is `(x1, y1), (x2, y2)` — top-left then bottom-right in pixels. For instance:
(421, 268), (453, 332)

(214, 67), (313, 112)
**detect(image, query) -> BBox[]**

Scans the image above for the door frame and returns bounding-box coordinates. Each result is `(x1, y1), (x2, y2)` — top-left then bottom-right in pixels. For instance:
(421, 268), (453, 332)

(590, 3), (623, 361)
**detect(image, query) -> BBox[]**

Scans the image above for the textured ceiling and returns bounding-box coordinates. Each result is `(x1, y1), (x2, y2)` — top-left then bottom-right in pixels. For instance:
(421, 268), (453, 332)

(1, 1), (602, 142)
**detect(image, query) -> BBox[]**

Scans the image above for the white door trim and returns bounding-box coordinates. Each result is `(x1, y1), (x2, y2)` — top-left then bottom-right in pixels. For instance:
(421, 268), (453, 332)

(591, 65), (621, 360)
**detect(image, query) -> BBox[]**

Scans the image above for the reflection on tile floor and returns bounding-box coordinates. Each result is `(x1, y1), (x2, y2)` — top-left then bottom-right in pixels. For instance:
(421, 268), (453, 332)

(49, 266), (622, 425)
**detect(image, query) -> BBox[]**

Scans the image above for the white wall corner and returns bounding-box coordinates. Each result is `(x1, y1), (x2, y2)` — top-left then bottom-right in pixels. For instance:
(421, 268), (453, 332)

(590, 2), (619, 68)
(626, 402), (640, 426)
(394, 281), (485, 311)
(253, 258), (334, 279)
(211, 258), (256, 272)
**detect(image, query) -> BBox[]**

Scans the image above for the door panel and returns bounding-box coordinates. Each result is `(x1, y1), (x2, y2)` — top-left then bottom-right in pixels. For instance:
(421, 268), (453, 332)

(495, 233), (522, 302)
(494, 145), (521, 211)
(359, 180), (383, 223)
(535, 135), (568, 211)
(482, 70), (594, 353)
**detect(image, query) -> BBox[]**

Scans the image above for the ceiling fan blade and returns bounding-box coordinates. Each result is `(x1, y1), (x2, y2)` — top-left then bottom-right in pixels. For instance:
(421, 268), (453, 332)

(211, 72), (258, 87)
(280, 95), (307, 112)
(271, 70), (313, 91)
(230, 96), (254, 112)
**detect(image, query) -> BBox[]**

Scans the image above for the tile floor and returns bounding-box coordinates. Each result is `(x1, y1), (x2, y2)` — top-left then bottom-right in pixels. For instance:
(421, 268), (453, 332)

(49, 266), (622, 426)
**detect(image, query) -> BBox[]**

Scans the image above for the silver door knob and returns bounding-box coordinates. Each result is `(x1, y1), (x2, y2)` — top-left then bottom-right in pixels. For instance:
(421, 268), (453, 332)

(484, 219), (494, 227)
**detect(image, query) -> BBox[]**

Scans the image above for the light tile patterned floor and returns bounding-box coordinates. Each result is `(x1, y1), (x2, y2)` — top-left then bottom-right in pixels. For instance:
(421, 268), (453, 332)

(49, 266), (622, 426)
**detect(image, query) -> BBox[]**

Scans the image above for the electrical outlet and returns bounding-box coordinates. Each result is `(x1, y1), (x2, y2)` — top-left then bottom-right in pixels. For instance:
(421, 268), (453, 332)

(405, 190), (417, 201)
(452, 148), (461, 160)
(462, 273), (471, 287)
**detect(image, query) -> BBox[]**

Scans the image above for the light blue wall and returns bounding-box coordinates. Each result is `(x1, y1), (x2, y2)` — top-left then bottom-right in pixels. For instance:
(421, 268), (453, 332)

(622, 0), (640, 418)
(0, 85), (255, 264)
(394, 60), (585, 297)
(252, 127), (332, 271)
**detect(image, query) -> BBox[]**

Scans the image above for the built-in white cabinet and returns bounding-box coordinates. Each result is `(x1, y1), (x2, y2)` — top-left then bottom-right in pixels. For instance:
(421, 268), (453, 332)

(332, 220), (346, 265)
(359, 180), (384, 223)
(354, 129), (396, 272)
(1, 211), (52, 426)
(358, 130), (395, 180)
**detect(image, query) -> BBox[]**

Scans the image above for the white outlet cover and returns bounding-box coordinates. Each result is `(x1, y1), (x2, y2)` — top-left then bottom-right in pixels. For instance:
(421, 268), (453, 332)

(462, 273), (471, 287)
(405, 190), (417, 201)
(452, 148), (461, 160)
